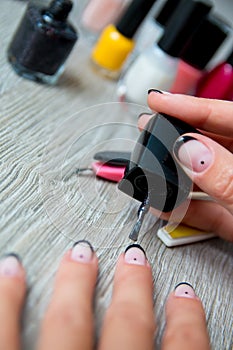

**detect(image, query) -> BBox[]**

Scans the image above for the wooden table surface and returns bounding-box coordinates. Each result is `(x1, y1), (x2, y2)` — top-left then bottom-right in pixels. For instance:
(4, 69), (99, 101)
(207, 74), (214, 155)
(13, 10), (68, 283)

(0, 1), (232, 349)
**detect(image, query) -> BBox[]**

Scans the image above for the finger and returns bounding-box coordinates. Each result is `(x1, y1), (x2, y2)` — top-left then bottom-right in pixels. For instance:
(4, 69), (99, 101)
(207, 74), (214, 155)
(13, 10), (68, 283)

(200, 132), (233, 153)
(99, 244), (155, 350)
(162, 283), (210, 350)
(173, 133), (233, 218)
(147, 91), (233, 137)
(138, 114), (233, 152)
(151, 200), (233, 241)
(0, 253), (26, 350)
(138, 113), (153, 132)
(37, 240), (98, 350)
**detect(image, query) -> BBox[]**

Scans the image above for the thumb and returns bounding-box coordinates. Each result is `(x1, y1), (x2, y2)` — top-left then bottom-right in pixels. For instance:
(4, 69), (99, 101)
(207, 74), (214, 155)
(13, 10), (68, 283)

(173, 133), (233, 214)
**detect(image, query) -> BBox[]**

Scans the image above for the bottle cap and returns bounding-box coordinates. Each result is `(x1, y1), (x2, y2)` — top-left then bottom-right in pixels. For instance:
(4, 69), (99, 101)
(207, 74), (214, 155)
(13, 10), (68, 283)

(118, 114), (200, 212)
(116, 0), (157, 39)
(158, 0), (212, 58)
(155, 0), (182, 27)
(181, 14), (230, 70)
(47, 0), (73, 21)
(226, 49), (233, 66)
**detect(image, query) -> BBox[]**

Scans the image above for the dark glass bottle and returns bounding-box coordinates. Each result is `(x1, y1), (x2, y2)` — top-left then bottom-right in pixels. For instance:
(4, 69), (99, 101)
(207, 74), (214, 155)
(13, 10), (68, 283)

(7, 0), (78, 84)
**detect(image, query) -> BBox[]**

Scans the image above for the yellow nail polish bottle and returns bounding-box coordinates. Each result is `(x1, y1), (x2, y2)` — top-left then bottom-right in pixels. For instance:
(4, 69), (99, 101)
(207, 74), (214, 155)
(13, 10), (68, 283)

(91, 0), (157, 79)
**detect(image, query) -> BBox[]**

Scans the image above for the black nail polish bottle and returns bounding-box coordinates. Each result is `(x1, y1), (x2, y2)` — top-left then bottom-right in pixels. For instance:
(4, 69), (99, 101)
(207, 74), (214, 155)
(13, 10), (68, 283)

(7, 0), (78, 84)
(118, 114), (200, 212)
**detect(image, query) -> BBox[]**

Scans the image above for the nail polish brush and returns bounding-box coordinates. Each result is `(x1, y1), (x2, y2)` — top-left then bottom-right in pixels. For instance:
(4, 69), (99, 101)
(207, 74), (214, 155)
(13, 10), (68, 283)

(118, 113), (202, 241)
(129, 196), (150, 241)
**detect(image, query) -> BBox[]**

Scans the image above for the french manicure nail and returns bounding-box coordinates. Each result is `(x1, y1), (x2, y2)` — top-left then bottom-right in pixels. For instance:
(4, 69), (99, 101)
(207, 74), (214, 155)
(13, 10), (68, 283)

(138, 112), (152, 120)
(148, 89), (163, 95)
(124, 244), (147, 266)
(71, 240), (94, 263)
(0, 253), (22, 277)
(174, 136), (213, 173)
(175, 282), (197, 299)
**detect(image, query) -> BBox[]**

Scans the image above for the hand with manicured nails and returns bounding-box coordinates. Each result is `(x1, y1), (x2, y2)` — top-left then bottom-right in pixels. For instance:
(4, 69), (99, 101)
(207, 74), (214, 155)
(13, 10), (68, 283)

(138, 91), (233, 242)
(0, 242), (210, 350)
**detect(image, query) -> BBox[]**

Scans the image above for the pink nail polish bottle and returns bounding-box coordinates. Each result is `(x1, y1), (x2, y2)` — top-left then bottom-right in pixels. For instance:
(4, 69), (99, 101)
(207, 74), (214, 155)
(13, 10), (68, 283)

(170, 15), (230, 95)
(81, 0), (131, 33)
(195, 49), (233, 101)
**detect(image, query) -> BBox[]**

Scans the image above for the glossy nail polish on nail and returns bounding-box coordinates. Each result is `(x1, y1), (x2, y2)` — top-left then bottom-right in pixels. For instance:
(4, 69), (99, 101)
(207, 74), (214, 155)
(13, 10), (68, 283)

(137, 112), (152, 120)
(174, 136), (213, 173)
(124, 244), (147, 265)
(148, 89), (163, 95)
(0, 253), (22, 277)
(175, 282), (197, 299)
(71, 240), (94, 263)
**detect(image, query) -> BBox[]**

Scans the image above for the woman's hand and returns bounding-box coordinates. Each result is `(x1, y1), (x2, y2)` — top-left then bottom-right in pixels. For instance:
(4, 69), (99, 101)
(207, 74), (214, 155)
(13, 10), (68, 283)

(138, 91), (233, 241)
(0, 242), (210, 350)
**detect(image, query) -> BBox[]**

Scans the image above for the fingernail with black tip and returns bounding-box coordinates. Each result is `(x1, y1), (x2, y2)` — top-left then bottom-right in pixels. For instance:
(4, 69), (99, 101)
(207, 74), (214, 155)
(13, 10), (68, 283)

(174, 282), (197, 299)
(71, 240), (94, 263)
(0, 253), (22, 277)
(124, 244), (147, 265)
(138, 112), (152, 120)
(173, 136), (213, 173)
(148, 89), (163, 95)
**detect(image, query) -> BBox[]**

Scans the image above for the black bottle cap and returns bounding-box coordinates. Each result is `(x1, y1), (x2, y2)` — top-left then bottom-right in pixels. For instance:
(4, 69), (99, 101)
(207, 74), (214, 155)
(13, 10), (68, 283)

(116, 0), (157, 39)
(226, 49), (233, 66)
(181, 14), (230, 70)
(118, 114), (200, 212)
(47, 0), (73, 21)
(155, 0), (182, 27)
(158, 0), (212, 58)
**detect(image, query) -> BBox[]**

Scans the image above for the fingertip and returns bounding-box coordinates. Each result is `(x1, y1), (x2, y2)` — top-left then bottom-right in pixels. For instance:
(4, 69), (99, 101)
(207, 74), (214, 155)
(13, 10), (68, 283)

(174, 282), (198, 299)
(137, 113), (153, 131)
(148, 89), (170, 101)
(0, 253), (26, 281)
(163, 283), (210, 349)
(62, 240), (98, 267)
(165, 282), (206, 320)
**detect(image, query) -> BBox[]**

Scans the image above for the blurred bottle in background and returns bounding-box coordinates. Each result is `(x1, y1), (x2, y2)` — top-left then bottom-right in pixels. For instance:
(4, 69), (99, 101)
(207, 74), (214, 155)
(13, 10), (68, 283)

(195, 49), (233, 100)
(7, 0), (78, 84)
(91, 0), (157, 79)
(170, 15), (230, 95)
(81, 0), (131, 33)
(134, 0), (182, 53)
(117, 0), (212, 105)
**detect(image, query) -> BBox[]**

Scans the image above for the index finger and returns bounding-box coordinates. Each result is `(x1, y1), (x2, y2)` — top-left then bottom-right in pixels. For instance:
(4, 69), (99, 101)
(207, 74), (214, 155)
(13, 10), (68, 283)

(147, 91), (233, 137)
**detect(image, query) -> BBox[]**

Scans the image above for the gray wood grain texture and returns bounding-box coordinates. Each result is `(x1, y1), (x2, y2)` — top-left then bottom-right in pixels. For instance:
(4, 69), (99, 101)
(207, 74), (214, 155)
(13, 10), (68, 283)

(0, 1), (233, 349)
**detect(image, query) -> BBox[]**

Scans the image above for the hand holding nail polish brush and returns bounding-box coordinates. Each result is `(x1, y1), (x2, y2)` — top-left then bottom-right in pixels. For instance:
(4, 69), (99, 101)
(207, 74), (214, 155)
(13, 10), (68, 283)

(145, 90), (233, 242)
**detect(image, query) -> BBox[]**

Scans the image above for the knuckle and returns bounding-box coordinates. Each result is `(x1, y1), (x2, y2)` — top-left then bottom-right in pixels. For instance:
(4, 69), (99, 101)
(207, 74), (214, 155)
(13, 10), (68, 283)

(105, 301), (155, 334)
(46, 300), (90, 331)
(164, 324), (204, 347)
